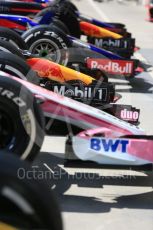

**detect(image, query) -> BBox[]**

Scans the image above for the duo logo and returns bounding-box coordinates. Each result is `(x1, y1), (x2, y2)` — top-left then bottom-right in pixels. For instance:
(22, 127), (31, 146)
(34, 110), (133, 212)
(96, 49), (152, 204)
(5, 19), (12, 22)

(90, 138), (129, 153)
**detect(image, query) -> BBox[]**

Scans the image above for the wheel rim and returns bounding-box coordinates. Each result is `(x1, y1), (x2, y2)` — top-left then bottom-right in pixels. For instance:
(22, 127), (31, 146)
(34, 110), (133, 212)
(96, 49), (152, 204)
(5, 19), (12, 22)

(29, 39), (61, 63)
(0, 109), (15, 150)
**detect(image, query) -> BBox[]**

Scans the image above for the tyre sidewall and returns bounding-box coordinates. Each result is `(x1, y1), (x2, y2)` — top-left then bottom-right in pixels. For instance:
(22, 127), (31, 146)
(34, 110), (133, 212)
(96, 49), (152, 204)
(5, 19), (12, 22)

(0, 76), (44, 160)
(22, 25), (71, 65)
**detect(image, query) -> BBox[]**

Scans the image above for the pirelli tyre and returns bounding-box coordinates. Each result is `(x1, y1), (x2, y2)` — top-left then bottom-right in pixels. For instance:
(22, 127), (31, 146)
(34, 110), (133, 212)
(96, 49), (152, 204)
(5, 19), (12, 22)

(35, 5), (81, 38)
(57, 5), (81, 38)
(34, 7), (70, 34)
(22, 25), (71, 65)
(0, 40), (25, 59)
(0, 26), (28, 50)
(0, 153), (63, 229)
(0, 75), (44, 161)
(0, 51), (38, 83)
(51, 18), (70, 35)
(61, 0), (78, 14)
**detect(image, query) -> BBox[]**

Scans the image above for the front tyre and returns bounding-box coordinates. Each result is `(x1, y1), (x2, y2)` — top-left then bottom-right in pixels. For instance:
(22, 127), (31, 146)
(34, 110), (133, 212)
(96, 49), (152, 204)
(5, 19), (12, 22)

(0, 51), (39, 83)
(0, 153), (63, 229)
(0, 26), (28, 49)
(22, 25), (71, 66)
(0, 75), (44, 161)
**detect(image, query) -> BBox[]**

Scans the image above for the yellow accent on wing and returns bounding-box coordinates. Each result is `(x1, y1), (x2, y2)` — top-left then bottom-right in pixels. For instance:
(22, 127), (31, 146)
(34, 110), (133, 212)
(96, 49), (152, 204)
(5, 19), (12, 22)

(27, 58), (94, 85)
(0, 222), (17, 230)
(80, 21), (122, 39)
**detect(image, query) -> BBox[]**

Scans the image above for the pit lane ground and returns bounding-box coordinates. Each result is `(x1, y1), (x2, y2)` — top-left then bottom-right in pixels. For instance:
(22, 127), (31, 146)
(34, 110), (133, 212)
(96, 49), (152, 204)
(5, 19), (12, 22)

(37, 1), (153, 229)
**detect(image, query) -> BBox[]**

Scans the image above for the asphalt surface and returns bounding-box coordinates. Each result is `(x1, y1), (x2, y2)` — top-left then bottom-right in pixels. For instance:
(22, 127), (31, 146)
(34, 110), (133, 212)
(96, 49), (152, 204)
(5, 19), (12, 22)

(37, 1), (153, 230)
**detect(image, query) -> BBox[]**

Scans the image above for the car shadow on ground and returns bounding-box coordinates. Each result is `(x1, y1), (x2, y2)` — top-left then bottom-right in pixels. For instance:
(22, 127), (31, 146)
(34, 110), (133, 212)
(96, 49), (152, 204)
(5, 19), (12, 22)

(110, 74), (153, 94)
(33, 152), (153, 214)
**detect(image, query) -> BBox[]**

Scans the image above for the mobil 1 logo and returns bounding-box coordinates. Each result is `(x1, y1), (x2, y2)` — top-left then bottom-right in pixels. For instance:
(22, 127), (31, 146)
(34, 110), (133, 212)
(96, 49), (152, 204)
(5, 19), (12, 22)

(50, 84), (109, 103)
(88, 37), (135, 49)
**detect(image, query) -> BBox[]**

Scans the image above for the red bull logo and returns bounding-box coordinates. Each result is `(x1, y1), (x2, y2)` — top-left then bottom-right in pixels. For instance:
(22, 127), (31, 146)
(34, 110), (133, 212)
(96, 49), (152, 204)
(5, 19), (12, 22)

(87, 58), (134, 75)
(27, 58), (65, 82)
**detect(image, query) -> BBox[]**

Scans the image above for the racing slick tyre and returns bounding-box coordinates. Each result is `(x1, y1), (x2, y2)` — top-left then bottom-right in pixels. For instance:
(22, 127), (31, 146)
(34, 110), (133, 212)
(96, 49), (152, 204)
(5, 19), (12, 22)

(0, 51), (39, 83)
(35, 5), (81, 38)
(0, 153), (63, 230)
(0, 75), (44, 161)
(51, 18), (70, 35)
(57, 6), (81, 38)
(0, 40), (25, 59)
(22, 25), (72, 65)
(34, 7), (70, 34)
(33, 152), (72, 194)
(34, 6), (53, 18)
(0, 26), (28, 50)
(62, 0), (79, 14)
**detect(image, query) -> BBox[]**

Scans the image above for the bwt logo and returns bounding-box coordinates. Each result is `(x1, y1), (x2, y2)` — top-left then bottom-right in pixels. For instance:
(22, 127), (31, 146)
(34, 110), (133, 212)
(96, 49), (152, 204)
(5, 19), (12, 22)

(90, 138), (129, 153)
(91, 61), (132, 74)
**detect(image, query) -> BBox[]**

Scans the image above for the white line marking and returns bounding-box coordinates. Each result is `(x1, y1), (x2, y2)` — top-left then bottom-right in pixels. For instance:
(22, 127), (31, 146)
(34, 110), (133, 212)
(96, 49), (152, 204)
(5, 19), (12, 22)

(148, 70), (153, 79)
(87, 0), (111, 22)
(110, 78), (129, 83)
(116, 85), (132, 90)
(43, 163), (54, 174)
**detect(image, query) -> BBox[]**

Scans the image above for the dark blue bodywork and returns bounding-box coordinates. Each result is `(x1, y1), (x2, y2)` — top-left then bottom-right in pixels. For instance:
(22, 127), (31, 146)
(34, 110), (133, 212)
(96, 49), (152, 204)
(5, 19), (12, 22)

(0, 12), (123, 60)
